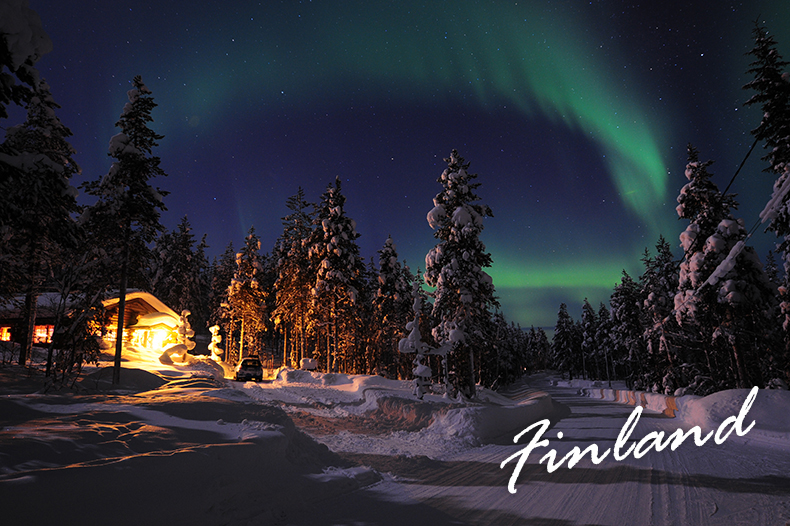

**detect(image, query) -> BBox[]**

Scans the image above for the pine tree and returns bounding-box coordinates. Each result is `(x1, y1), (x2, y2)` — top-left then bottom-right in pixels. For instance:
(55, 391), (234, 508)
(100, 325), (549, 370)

(424, 150), (498, 398)
(485, 311), (522, 388)
(672, 146), (737, 390)
(551, 303), (575, 380)
(82, 75), (168, 384)
(532, 326), (551, 371)
(743, 24), (790, 378)
(227, 227), (267, 363)
(639, 236), (679, 392)
(398, 280), (448, 398)
(272, 188), (314, 368)
(192, 233), (211, 332)
(765, 250), (779, 284)
(372, 236), (413, 377)
(744, 23), (790, 176)
(151, 216), (204, 321)
(305, 178), (365, 373)
(580, 299), (597, 380)
(209, 242), (235, 327)
(596, 303), (614, 386)
(674, 146), (775, 390)
(610, 270), (645, 388)
(0, 79), (79, 365)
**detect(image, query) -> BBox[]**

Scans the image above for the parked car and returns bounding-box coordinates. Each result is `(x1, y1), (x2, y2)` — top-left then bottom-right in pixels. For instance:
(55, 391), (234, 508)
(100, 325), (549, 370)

(234, 357), (263, 381)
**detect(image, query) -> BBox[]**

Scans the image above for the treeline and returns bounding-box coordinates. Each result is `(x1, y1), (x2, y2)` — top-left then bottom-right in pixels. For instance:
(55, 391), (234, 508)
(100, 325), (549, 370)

(0, 7), (530, 395)
(547, 24), (790, 395)
(149, 164), (538, 396)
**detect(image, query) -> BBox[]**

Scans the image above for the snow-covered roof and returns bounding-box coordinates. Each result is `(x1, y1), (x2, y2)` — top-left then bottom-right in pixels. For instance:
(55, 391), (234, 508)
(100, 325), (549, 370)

(102, 291), (178, 319)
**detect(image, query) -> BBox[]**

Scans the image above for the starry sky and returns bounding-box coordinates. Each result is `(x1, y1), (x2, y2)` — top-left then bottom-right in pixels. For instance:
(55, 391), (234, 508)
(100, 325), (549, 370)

(20, 0), (790, 328)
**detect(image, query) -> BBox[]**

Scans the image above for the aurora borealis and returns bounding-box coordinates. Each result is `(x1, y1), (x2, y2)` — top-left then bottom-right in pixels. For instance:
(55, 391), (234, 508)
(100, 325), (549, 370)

(22, 0), (790, 328)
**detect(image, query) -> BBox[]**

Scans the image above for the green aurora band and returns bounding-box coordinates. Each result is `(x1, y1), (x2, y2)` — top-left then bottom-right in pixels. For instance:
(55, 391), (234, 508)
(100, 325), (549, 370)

(171, 1), (670, 230)
(128, 1), (675, 324)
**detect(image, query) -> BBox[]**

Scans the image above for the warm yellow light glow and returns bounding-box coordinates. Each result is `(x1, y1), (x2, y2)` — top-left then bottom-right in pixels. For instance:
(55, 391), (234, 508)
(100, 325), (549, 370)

(151, 327), (175, 350)
(0, 327), (10, 342)
(33, 325), (53, 344)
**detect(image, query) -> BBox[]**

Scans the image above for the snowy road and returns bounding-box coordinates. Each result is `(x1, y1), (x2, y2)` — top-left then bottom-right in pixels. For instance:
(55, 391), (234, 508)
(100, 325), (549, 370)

(324, 382), (790, 526)
(2, 358), (788, 525)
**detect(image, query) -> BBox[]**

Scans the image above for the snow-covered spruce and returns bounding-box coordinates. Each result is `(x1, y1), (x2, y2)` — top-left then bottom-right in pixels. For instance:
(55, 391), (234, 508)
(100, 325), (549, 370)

(673, 145), (775, 391)
(272, 187), (314, 368)
(305, 177), (365, 373)
(424, 150), (498, 399)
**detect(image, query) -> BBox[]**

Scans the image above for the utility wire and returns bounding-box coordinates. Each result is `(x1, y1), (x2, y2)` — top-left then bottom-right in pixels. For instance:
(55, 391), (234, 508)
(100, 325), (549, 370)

(722, 138), (759, 196)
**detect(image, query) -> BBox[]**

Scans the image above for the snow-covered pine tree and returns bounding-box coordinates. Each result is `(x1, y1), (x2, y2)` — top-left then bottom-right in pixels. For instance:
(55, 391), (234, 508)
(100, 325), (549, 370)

(151, 216), (204, 323)
(404, 267), (437, 381)
(530, 326), (551, 371)
(609, 270), (645, 388)
(351, 257), (378, 375)
(306, 178), (365, 373)
(639, 236), (678, 392)
(226, 227), (267, 364)
(674, 145), (775, 390)
(744, 23), (790, 177)
(0, 79), (80, 365)
(485, 311), (518, 388)
(580, 299), (597, 380)
(176, 309), (196, 361)
(551, 303), (576, 380)
(596, 303), (614, 386)
(208, 242), (235, 331)
(424, 150), (498, 399)
(372, 236), (413, 378)
(765, 250), (779, 284)
(673, 146), (735, 389)
(81, 75), (168, 384)
(743, 24), (790, 373)
(701, 218), (775, 389)
(272, 187), (314, 368)
(192, 233), (211, 332)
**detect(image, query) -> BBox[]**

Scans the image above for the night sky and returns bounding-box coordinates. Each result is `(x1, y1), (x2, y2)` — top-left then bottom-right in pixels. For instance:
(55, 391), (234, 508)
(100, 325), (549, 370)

(20, 0), (790, 328)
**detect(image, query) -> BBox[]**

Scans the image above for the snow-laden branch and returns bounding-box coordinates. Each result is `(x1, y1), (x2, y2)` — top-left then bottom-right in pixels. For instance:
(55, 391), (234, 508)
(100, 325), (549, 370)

(701, 240), (746, 290)
(760, 169), (790, 224)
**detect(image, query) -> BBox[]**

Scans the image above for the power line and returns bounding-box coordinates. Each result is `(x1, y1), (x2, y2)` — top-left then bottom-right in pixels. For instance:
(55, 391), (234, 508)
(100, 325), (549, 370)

(722, 138), (759, 197)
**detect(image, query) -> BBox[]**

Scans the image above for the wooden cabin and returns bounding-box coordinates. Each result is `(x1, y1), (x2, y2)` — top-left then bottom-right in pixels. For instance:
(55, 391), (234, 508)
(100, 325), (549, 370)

(1, 291), (181, 351)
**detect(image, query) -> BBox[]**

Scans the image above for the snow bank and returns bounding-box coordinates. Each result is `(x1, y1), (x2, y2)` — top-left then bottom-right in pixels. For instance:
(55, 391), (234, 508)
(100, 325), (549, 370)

(428, 391), (554, 441)
(242, 369), (559, 458)
(579, 386), (680, 417)
(579, 385), (790, 449)
(675, 388), (790, 450)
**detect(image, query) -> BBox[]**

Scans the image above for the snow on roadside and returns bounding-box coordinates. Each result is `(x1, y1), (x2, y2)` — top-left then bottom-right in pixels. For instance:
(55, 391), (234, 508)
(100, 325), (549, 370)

(226, 368), (557, 459)
(567, 371), (790, 451)
(675, 388), (790, 450)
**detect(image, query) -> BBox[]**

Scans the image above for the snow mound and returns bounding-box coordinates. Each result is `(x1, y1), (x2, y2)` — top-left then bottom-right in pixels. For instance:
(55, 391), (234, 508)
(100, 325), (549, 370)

(675, 388), (790, 450)
(250, 369), (557, 458)
(579, 382), (790, 450)
(428, 391), (555, 441)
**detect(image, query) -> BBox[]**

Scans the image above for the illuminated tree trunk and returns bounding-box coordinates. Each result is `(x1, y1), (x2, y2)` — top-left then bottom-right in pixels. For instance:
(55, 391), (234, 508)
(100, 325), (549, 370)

(283, 325), (288, 368)
(239, 318), (245, 361)
(332, 296), (338, 373)
(20, 288), (38, 366)
(112, 228), (130, 385)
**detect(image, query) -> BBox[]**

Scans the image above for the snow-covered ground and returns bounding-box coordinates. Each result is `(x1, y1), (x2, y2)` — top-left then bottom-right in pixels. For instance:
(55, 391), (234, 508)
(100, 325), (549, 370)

(1, 344), (789, 525)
